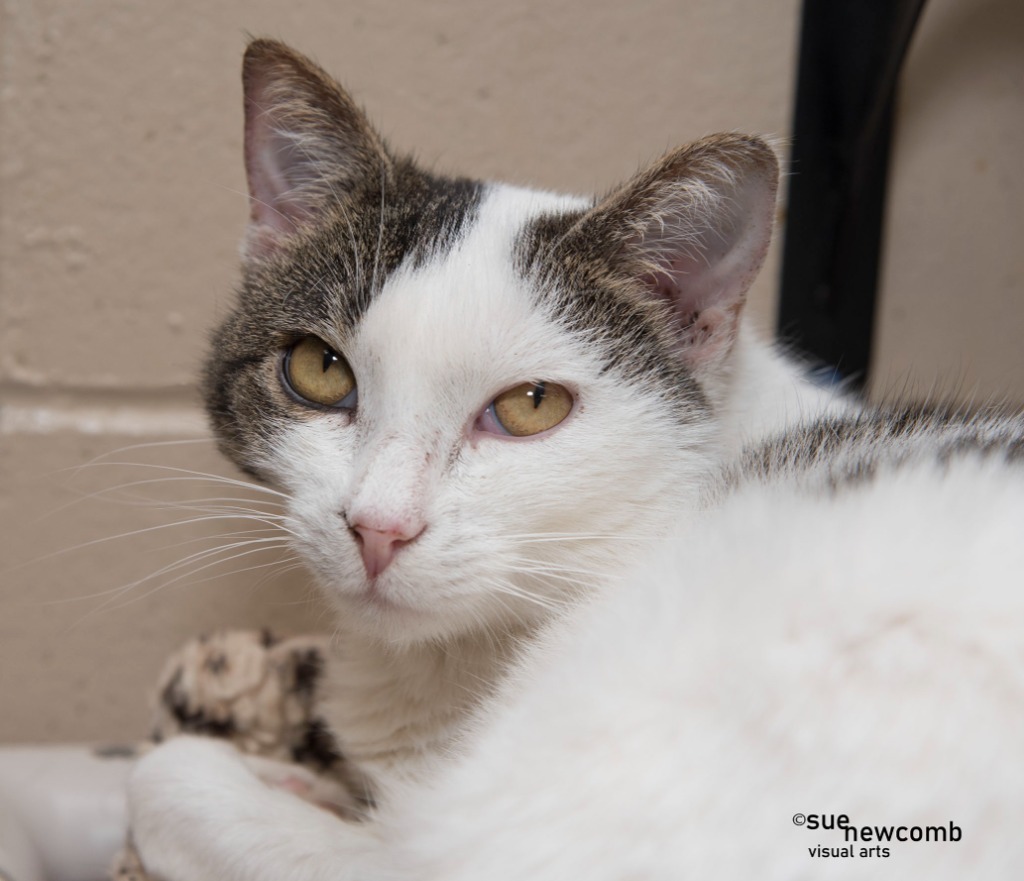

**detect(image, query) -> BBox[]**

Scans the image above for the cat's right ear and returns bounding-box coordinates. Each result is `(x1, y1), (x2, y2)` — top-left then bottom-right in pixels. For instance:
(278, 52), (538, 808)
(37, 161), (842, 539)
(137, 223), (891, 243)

(242, 39), (391, 260)
(570, 135), (779, 373)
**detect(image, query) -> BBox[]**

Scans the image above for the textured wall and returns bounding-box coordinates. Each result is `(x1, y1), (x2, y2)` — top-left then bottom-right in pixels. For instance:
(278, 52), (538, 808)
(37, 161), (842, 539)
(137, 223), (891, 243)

(871, 0), (1024, 403)
(1, 0), (1021, 743)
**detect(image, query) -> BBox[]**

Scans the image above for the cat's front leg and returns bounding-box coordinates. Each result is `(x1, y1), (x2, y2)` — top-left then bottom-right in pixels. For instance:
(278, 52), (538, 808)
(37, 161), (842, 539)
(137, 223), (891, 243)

(128, 736), (378, 881)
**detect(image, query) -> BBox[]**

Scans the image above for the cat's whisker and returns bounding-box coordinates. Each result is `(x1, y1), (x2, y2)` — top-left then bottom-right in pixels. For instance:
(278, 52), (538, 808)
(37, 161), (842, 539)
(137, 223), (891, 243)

(61, 461), (290, 498)
(89, 490), (290, 521)
(245, 557), (308, 596)
(38, 463), (288, 526)
(73, 548), (303, 624)
(14, 511), (296, 575)
(508, 562), (608, 583)
(148, 549), (304, 599)
(370, 164), (388, 297)
(63, 436), (217, 480)
(339, 200), (366, 295)
(122, 498), (289, 518)
(38, 477), (289, 525)
(96, 489), (288, 508)
(71, 532), (292, 602)
(148, 525), (295, 555)
(504, 532), (653, 544)
(509, 558), (609, 589)
(50, 536), (294, 607)
(132, 536), (294, 589)
(30, 478), (282, 531)
(480, 578), (563, 613)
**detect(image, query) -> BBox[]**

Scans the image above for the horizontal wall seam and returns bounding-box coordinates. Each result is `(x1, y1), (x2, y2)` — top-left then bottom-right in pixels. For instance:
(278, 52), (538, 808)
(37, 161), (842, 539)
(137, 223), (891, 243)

(0, 400), (208, 436)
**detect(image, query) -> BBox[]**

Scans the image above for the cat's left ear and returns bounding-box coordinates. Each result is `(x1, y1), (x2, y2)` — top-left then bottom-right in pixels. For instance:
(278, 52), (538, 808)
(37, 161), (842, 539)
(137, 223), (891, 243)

(582, 135), (779, 371)
(241, 39), (392, 259)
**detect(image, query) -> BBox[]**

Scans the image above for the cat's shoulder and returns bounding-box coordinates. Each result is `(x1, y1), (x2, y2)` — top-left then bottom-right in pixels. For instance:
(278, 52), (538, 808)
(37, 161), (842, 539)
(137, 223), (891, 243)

(732, 404), (1024, 492)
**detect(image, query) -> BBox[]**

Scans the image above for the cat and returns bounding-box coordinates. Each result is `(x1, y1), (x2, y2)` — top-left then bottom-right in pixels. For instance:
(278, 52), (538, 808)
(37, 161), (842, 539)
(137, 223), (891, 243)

(127, 39), (1024, 879)
(196, 37), (842, 792)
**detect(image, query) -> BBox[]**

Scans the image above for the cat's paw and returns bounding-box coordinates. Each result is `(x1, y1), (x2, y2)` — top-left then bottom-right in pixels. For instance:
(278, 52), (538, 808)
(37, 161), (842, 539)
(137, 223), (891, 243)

(128, 736), (267, 880)
(128, 735), (361, 881)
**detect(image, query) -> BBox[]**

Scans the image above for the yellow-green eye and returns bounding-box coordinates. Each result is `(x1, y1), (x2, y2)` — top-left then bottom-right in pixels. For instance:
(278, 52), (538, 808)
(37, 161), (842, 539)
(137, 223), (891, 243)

(488, 382), (574, 437)
(283, 336), (357, 408)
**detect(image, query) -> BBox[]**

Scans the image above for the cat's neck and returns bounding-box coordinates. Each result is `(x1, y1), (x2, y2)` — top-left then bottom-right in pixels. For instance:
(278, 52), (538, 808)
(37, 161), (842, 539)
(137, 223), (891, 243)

(320, 623), (531, 787)
(711, 319), (853, 458)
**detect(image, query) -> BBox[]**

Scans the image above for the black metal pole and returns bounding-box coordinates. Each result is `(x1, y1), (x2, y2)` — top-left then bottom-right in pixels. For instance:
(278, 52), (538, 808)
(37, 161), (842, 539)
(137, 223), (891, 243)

(777, 0), (928, 387)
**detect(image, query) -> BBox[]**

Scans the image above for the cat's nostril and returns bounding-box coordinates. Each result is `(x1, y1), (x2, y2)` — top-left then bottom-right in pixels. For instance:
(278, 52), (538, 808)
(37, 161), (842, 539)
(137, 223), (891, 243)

(347, 518), (425, 578)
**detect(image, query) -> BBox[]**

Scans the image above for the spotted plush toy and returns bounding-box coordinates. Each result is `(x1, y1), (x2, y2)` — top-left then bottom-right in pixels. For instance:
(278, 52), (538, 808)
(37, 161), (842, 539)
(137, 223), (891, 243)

(111, 630), (367, 880)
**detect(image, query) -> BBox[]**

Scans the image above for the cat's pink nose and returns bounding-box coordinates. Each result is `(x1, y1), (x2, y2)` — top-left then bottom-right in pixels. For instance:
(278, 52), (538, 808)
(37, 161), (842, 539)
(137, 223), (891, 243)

(349, 519), (424, 578)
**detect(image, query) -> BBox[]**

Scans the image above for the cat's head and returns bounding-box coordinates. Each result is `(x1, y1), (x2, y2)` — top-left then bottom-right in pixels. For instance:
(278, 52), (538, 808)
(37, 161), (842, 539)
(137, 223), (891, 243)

(203, 39), (778, 644)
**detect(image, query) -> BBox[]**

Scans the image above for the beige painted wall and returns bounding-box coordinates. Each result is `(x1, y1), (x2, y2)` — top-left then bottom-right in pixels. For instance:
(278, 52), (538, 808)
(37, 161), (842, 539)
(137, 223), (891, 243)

(1, 0), (1021, 743)
(871, 0), (1024, 403)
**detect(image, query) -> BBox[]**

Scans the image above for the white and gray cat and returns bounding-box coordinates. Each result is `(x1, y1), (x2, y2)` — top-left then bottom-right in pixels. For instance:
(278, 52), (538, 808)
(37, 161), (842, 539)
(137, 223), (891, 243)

(127, 39), (1024, 879)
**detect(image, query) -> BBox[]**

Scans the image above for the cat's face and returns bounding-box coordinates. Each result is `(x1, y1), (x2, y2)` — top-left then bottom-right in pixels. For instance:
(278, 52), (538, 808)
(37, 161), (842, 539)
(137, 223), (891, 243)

(204, 40), (778, 644)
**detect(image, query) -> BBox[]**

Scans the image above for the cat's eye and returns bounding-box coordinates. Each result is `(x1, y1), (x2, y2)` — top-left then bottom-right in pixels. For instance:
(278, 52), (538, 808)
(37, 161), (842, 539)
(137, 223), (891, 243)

(282, 336), (357, 408)
(483, 382), (574, 437)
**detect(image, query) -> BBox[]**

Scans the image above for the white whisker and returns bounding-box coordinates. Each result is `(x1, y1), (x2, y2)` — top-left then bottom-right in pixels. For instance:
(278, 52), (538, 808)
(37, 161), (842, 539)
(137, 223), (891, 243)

(371, 165), (387, 296)
(503, 532), (653, 544)
(508, 562), (606, 582)
(59, 436), (219, 482)
(478, 577), (562, 613)
(50, 537), (293, 607)
(75, 551), (304, 623)
(13, 513), (295, 574)
(61, 462), (288, 498)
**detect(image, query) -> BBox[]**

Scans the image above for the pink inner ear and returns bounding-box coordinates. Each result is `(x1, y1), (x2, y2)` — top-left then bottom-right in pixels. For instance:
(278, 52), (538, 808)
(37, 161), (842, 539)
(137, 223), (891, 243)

(633, 170), (775, 370)
(240, 45), (377, 259)
(644, 264), (743, 368)
(243, 79), (321, 248)
(249, 126), (323, 235)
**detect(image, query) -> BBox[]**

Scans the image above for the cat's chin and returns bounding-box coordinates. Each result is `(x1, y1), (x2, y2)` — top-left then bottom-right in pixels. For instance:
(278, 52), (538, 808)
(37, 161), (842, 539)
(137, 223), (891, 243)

(353, 584), (433, 623)
(323, 583), (460, 644)
(322, 580), (537, 646)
